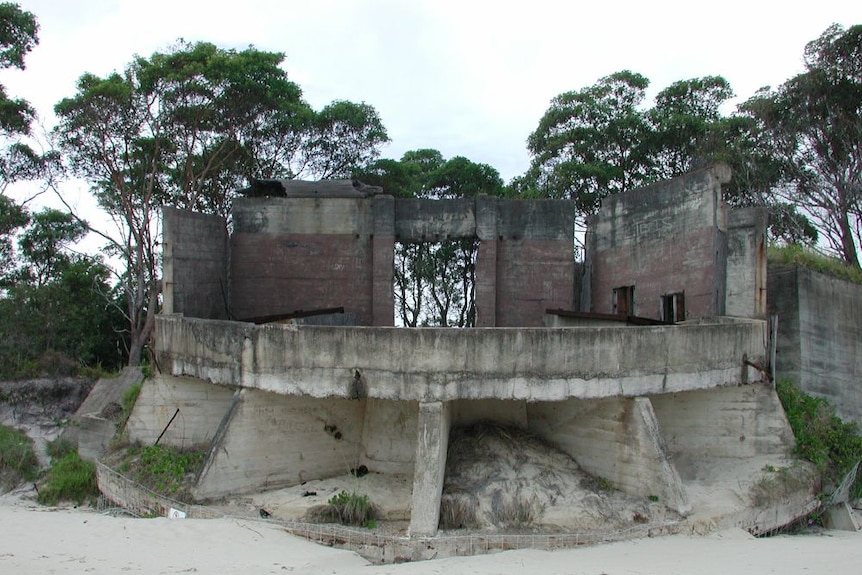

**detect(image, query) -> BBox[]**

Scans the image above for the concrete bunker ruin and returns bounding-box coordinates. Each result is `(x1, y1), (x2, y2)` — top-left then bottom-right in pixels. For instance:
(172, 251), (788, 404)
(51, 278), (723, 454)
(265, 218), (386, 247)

(123, 165), (813, 538)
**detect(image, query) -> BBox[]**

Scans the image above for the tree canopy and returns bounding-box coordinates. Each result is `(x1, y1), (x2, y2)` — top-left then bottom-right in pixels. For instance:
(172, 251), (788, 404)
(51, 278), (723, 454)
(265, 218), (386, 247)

(54, 40), (389, 364)
(740, 24), (862, 268)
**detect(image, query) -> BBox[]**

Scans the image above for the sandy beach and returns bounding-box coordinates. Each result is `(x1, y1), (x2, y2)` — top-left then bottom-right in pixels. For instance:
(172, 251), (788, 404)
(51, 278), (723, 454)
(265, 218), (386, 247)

(2, 494), (861, 575)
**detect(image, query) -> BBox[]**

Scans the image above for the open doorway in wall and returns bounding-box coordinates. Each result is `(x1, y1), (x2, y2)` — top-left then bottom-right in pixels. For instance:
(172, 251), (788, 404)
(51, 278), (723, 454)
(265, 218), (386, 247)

(394, 239), (478, 327)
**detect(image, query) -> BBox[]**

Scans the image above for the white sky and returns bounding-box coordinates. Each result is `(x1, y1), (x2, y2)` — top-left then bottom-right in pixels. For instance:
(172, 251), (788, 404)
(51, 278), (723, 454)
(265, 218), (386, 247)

(3, 0), (860, 188)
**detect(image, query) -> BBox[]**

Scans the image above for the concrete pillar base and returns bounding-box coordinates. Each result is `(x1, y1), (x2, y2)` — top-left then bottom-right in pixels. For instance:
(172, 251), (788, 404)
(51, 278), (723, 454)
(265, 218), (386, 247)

(408, 401), (451, 536)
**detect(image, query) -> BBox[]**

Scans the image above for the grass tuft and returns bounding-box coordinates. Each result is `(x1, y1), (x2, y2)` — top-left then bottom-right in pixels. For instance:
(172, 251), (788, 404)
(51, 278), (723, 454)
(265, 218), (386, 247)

(0, 425), (39, 492)
(769, 244), (862, 285)
(306, 491), (378, 527)
(37, 452), (99, 505)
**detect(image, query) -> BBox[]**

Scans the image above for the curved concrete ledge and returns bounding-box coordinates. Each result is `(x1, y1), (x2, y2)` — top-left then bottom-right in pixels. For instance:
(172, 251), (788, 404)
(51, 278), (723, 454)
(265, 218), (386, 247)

(156, 315), (768, 401)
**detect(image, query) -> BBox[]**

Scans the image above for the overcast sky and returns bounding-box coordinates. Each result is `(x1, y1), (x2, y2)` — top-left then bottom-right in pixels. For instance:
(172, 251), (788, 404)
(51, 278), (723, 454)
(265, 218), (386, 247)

(3, 0), (860, 187)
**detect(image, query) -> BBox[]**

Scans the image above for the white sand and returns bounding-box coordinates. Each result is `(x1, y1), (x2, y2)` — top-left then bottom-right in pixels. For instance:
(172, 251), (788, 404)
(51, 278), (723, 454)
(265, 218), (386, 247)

(2, 495), (862, 575)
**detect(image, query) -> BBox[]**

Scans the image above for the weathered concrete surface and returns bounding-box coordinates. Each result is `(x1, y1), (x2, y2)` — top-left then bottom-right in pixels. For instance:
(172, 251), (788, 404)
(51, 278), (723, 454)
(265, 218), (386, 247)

(125, 374), (235, 448)
(650, 384), (795, 481)
(769, 265), (862, 425)
(590, 166), (729, 319)
(408, 401), (451, 536)
(63, 367), (143, 461)
(359, 398), (418, 476)
(162, 207), (228, 319)
(726, 208), (767, 318)
(194, 390), (366, 499)
(227, 195), (575, 327)
(156, 315), (769, 402)
(527, 397), (690, 514)
(588, 165), (764, 322)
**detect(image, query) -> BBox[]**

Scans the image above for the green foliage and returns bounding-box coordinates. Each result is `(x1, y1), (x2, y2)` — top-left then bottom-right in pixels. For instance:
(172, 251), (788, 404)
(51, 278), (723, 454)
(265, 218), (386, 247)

(37, 452), (98, 505)
(54, 40), (388, 365)
(0, 3), (38, 71)
(776, 379), (862, 498)
(307, 491), (378, 527)
(355, 150), (504, 326)
(45, 436), (77, 460)
(741, 24), (862, 268)
(0, 424), (39, 491)
(117, 382), (141, 431)
(527, 70), (653, 213)
(0, 251), (127, 379)
(115, 444), (206, 496)
(769, 244), (862, 285)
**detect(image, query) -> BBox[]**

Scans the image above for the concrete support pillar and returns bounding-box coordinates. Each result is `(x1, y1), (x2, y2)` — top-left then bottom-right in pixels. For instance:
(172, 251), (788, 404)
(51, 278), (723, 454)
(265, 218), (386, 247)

(475, 196), (498, 327)
(372, 195), (395, 326)
(408, 401), (452, 536)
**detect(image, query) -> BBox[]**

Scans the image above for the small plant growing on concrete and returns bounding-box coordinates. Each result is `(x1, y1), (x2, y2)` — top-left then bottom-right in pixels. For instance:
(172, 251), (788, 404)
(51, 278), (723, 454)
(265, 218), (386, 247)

(107, 443), (206, 498)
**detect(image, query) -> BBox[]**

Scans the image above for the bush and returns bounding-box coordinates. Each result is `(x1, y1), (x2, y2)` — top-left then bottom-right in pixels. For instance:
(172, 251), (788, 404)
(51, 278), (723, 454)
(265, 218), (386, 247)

(0, 425), (39, 491)
(46, 436), (77, 460)
(37, 452), (98, 505)
(776, 379), (862, 498)
(111, 444), (206, 496)
(306, 491), (378, 527)
(769, 244), (862, 285)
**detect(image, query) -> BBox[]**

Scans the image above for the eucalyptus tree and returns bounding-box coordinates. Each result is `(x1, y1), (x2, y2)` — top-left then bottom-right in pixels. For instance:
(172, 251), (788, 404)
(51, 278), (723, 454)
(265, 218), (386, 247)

(742, 24), (862, 267)
(526, 70), (653, 216)
(55, 40), (388, 364)
(0, 2), (39, 283)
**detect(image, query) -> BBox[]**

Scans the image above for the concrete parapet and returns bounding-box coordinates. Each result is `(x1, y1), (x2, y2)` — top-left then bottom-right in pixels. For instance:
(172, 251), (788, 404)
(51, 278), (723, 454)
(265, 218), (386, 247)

(65, 367), (144, 461)
(156, 315), (768, 402)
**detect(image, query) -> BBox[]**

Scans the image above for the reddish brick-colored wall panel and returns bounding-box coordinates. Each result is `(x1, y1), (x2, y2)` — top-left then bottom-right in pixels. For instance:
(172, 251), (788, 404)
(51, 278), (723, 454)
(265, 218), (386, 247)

(592, 227), (718, 319)
(496, 239), (574, 327)
(231, 233), (373, 323)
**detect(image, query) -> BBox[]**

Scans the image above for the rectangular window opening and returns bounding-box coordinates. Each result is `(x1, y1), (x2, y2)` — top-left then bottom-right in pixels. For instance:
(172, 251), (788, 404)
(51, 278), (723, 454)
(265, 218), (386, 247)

(661, 292), (686, 323)
(613, 285), (635, 316)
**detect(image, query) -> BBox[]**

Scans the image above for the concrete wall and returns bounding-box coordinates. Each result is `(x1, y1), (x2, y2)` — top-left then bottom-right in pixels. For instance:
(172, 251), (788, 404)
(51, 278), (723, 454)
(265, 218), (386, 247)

(726, 208), (768, 318)
(650, 384), (794, 481)
(477, 199), (576, 327)
(230, 197), (380, 324)
(156, 315), (769, 402)
(589, 165), (730, 320)
(126, 374), (235, 448)
(769, 265), (862, 424)
(195, 391), (366, 499)
(527, 397), (689, 513)
(228, 194), (574, 328)
(162, 207), (228, 319)
(359, 399), (418, 475)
